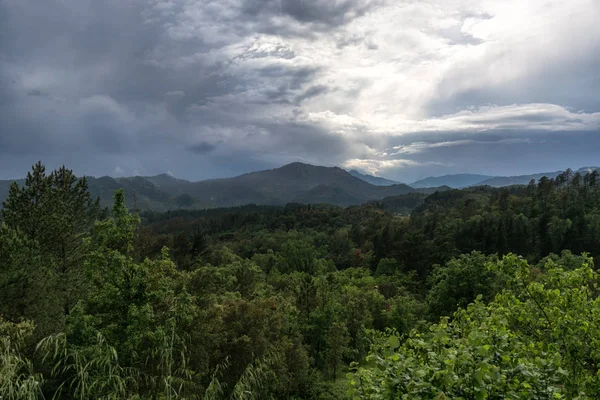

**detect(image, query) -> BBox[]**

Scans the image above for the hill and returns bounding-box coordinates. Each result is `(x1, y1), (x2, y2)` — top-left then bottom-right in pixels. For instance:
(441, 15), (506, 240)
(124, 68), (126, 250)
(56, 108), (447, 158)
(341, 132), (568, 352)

(410, 174), (494, 188)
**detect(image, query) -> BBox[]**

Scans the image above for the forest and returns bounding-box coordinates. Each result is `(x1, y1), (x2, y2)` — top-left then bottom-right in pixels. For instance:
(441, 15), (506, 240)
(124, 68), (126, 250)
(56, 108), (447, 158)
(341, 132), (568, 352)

(2, 162), (600, 399)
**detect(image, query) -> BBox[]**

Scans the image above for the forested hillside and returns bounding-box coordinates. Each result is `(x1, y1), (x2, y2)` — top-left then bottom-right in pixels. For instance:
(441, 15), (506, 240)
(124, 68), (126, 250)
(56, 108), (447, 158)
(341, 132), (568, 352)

(2, 163), (600, 399)
(0, 163), (445, 211)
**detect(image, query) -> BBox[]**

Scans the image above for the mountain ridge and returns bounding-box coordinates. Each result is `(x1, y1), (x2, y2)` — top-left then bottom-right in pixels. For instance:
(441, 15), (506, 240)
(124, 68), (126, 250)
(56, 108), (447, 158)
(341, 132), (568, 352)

(410, 174), (493, 189)
(347, 170), (400, 186)
(4, 163), (596, 212)
(0, 162), (446, 211)
(410, 166), (600, 188)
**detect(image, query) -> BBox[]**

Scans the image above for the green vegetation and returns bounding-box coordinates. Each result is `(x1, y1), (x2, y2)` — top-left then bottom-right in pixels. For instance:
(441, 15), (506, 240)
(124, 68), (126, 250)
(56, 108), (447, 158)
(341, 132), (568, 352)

(2, 163), (600, 398)
(349, 255), (600, 399)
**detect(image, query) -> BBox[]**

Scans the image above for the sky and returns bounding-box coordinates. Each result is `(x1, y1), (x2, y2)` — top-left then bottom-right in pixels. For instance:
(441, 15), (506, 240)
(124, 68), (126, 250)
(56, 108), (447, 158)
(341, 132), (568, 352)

(1, 0), (599, 183)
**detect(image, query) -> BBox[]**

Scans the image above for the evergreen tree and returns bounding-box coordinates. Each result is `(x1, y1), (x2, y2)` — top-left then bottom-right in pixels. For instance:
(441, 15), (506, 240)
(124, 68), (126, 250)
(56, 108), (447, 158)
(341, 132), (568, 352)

(1, 162), (101, 335)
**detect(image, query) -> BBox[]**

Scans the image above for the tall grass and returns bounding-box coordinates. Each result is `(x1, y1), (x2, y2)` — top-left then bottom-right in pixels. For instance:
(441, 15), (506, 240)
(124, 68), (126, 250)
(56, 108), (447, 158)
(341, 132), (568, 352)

(2, 324), (274, 399)
(203, 353), (275, 400)
(0, 319), (43, 400)
(148, 319), (197, 399)
(0, 336), (43, 400)
(37, 333), (136, 399)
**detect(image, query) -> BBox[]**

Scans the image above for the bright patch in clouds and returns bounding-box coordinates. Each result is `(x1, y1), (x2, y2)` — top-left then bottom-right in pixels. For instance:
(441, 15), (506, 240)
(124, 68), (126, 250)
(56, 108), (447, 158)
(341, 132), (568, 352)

(343, 158), (447, 176)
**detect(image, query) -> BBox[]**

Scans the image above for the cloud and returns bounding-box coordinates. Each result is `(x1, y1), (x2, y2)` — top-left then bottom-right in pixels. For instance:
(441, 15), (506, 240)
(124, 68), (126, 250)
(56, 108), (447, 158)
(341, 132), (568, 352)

(390, 140), (477, 155)
(425, 104), (600, 132)
(389, 138), (532, 155)
(0, 0), (599, 181)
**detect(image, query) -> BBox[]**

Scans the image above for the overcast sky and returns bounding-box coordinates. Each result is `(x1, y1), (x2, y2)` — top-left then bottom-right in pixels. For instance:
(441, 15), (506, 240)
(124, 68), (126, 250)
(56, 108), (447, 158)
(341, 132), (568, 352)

(1, 0), (599, 182)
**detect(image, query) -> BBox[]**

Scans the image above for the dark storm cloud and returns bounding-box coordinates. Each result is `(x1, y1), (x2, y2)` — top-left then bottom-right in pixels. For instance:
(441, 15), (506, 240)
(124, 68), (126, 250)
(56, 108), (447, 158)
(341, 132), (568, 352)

(187, 142), (218, 155)
(27, 89), (46, 97)
(0, 0), (164, 150)
(0, 0), (346, 177)
(258, 121), (349, 160)
(249, 65), (323, 105)
(241, 0), (379, 30)
(258, 65), (319, 83)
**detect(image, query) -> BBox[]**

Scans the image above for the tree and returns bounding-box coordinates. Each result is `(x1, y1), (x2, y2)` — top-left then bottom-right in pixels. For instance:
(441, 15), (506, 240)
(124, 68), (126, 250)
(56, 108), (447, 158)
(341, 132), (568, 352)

(2, 163), (101, 255)
(278, 239), (318, 274)
(326, 322), (348, 382)
(426, 251), (500, 319)
(0, 225), (41, 321)
(67, 190), (198, 398)
(1, 163), (101, 335)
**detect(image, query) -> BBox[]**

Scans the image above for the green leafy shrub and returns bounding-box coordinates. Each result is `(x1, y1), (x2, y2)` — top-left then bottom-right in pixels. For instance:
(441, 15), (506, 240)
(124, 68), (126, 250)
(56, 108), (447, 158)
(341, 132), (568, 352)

(348, 254), (600, 399)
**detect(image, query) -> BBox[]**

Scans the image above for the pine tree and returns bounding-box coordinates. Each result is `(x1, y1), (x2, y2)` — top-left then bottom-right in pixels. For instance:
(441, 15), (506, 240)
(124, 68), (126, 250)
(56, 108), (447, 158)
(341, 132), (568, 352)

(0, 162), (101, 334)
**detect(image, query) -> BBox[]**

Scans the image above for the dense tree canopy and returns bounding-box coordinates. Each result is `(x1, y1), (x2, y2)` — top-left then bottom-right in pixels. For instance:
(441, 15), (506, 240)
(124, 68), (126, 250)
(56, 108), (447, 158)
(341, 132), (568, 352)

(2, 163), (600, 398)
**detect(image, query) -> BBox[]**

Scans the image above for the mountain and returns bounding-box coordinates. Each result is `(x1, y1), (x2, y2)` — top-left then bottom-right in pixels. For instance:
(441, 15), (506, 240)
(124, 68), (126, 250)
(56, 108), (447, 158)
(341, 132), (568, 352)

(0, 162), (447, 211)
(86, 176), (184, 211)
(4, 164), (597, 211)
(410, 167), (600, 188)
(348, 170), (400, 186)
(181, 162), (421, 207)
(476, 167), (600, 187)
(411, 174), (494, 188)
(141, 174), (192, 195)
(476, 172), (562, 187)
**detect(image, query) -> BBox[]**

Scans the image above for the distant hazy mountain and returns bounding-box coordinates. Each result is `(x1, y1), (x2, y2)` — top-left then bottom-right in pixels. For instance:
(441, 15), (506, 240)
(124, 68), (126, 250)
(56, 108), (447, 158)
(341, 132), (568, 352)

(348, 170), (400, 186)
(476, 173), (560, 187)
(0, 162), (447, 211)
(411, 174), (494, 188)
(477, 167), (600, 187)
(577, 167), (600, 175)
(410, 167), (600, 189)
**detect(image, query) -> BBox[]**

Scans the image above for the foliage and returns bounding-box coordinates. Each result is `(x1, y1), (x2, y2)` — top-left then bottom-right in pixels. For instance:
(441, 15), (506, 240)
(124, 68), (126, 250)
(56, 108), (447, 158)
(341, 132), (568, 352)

(1, 162), (101, 337)
(349, 254), (600, 399)
(426, 251), (501, 318)
(3, 163), (600, 399)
